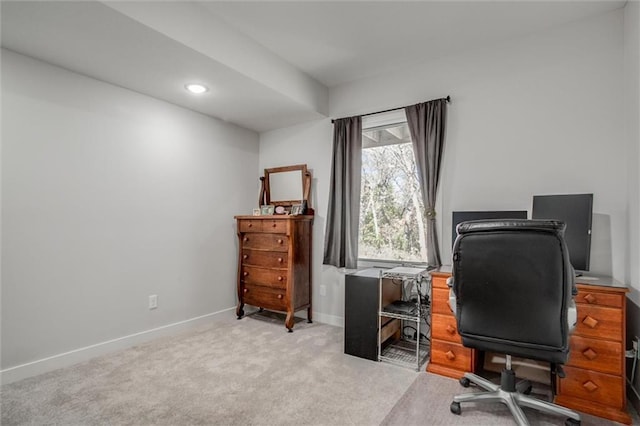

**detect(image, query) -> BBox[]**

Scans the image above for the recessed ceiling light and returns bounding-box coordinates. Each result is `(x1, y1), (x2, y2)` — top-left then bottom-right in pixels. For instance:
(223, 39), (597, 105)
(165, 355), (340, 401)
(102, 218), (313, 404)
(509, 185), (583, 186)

(185, 83), (208, 94)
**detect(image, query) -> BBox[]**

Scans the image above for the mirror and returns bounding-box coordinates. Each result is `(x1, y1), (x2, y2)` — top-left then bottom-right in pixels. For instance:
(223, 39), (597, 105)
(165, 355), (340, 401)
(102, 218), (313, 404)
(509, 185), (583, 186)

(260, 164), (312, 212)
(270, 170), (303, 202)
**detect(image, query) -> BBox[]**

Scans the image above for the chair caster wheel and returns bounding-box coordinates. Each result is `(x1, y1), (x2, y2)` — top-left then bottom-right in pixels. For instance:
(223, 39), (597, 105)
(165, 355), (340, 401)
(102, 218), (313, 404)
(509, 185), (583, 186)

(564, 418), (580, 426)
(459, 377), (471, 388)
(450, 401), (461, 415)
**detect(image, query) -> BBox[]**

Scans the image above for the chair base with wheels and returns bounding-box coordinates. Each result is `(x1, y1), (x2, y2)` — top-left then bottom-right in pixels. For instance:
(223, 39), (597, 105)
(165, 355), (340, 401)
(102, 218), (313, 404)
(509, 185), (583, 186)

(450, 355), (581, 426)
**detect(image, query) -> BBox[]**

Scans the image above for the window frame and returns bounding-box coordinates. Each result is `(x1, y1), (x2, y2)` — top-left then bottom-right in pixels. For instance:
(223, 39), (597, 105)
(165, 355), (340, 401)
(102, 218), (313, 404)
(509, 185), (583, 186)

(358, 111), (428, 268)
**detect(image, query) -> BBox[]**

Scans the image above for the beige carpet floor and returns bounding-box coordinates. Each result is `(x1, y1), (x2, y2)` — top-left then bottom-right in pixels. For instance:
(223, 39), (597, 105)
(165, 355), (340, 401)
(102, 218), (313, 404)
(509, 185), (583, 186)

(2, 311), (638, 425)
(1, 311), (418, 425)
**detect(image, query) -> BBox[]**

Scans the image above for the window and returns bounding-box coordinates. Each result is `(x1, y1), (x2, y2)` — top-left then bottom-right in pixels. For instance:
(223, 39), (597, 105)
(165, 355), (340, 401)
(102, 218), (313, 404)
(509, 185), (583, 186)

(359, 114), (427, 263)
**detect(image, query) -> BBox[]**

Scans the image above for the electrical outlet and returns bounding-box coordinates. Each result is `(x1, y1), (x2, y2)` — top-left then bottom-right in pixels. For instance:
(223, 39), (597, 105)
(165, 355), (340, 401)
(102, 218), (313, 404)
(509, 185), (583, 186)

(148, 294), (158, 310)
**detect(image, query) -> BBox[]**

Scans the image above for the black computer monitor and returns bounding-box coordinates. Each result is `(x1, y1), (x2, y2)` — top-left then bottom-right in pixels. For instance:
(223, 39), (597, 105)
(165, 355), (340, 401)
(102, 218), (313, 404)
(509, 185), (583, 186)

(532, 193), (593, 272)
(452, 210), (528, 247)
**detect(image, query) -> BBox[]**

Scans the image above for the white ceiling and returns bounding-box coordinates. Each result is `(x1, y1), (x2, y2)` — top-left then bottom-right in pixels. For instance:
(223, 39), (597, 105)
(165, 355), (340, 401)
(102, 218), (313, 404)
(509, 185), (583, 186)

(1, 1), (626, 133)
(203, 1), (627, 87)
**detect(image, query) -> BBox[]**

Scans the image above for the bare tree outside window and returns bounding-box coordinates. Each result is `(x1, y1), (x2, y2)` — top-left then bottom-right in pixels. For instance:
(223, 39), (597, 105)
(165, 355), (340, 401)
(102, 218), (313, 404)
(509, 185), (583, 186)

(359, 122), (427, 262)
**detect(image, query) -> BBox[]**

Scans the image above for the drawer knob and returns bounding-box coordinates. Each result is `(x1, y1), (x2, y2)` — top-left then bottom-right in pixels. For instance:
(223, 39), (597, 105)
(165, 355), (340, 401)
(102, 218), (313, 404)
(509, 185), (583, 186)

(243, 288), (248, 293)
(243, 237), (249, 242)
(446, 325), (456, 335)
(272, 223), (277, 227)
(277, 294), (283, 299)
(243, 254), (248, 260)
(277, 239), (283, 244)
(248, 223), (253, 227)
(584, 293), (597, 304)
(582, 315), (599, 329)
(582, 380), (599, 392)
(278, 257), (283, 263)
(582, 348), (597, 360)
(445, 350), (456, 361)
(243, 271), (249, 277)
(278, 276), (283, 281)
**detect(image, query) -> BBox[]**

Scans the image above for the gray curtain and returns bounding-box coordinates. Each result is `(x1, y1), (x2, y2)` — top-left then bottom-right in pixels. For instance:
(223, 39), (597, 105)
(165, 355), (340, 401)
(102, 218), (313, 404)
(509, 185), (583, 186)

(405, 99), (447, 268)
(323, 116), (362, 269)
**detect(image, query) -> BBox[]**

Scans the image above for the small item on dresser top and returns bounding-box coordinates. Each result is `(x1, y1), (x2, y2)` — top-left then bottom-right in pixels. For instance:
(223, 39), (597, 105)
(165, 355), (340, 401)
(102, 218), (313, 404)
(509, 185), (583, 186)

(260, 205), (275, 215)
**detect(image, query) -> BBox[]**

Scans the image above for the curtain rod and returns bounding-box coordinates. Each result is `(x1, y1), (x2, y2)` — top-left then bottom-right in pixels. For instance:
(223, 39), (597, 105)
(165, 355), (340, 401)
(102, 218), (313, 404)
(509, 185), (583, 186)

(331, 96), (450, 123)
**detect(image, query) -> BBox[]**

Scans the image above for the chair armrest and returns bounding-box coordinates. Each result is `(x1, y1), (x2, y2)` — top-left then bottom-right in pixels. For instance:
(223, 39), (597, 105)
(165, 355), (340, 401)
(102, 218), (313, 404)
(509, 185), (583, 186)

(446, 277), (456, 314)
(567, 299), (577, 333)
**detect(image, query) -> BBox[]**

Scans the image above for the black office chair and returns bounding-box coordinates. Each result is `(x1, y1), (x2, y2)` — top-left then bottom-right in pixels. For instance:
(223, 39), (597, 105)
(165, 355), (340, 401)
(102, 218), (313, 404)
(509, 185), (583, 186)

(448, 219), (581, 426)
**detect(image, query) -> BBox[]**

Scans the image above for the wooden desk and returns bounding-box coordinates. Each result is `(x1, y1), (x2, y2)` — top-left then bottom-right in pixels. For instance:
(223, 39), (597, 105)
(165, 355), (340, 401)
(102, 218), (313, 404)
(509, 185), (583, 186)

(428, 267), (632, 425)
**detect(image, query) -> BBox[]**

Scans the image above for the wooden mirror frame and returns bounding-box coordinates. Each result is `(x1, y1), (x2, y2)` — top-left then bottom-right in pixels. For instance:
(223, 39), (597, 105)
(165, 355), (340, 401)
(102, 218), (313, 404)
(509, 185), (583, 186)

(259, 164), (312, 213)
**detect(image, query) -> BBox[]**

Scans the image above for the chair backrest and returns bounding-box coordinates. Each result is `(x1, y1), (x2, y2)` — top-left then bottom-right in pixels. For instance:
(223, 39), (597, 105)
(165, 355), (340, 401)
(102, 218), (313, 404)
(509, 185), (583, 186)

(451, 219), (575, 364)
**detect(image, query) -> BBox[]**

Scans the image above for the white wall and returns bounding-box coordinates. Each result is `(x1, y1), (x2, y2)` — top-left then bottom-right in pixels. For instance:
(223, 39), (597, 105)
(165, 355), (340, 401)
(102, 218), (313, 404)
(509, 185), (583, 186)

(624, 0), (640, 305)
(259, 9), (629, 323)
(1, 50), (259, 379)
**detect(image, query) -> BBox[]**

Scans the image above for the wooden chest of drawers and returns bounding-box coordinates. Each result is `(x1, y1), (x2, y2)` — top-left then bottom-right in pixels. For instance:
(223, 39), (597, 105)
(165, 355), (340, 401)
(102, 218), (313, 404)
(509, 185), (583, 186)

(555, 281), (631, 424)
(235, 215), (313, 332)
(427, 269), (477, 379)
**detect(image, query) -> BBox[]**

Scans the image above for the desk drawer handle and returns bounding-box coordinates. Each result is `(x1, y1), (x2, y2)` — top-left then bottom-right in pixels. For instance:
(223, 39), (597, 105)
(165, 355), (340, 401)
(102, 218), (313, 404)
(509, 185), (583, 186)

(243, 288), (249, 293)
(278, 257), (284, 263)
(248, 223), (253, 228)
(446, 325), (456, 335)
(272, 223), (277, 227)
(277, 294), (283, 300)
(278, 276), (284, 281)
(584, 293), (597, 304)
(582, 381), (599, 393)
(582, 348), (597, 360)
(445, 350), (456, 361)
(277, 239), (284, 244)
(243, 254), (248, 260)
(243, 237), (249, 242)
(582, 316), (599, 329)
(243, 271), (249, 277)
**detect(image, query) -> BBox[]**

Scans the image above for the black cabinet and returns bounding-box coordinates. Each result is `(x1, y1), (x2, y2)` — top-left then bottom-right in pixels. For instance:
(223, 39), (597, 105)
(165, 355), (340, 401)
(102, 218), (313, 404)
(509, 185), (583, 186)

(344, 269), (380, 360)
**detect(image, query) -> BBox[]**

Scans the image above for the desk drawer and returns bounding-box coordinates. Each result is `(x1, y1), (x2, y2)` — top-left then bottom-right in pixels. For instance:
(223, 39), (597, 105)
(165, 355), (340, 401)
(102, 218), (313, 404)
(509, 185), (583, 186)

(567, 335), (622, 375)
(432, 276), (449, 289)
(430, 340), (473, 372)
(575, 288), (624, 309)
(432, 313), (462, 344)
(558, 366), (625, 409)
(575, 304), (623, 341)
(432, 287), (453, 314)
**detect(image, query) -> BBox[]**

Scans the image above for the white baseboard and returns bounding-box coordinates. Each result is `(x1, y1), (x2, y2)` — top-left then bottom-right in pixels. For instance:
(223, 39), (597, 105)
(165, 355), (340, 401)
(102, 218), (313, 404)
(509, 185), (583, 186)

(0, 307), (235, 385)
(313, 311), (344, 328)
